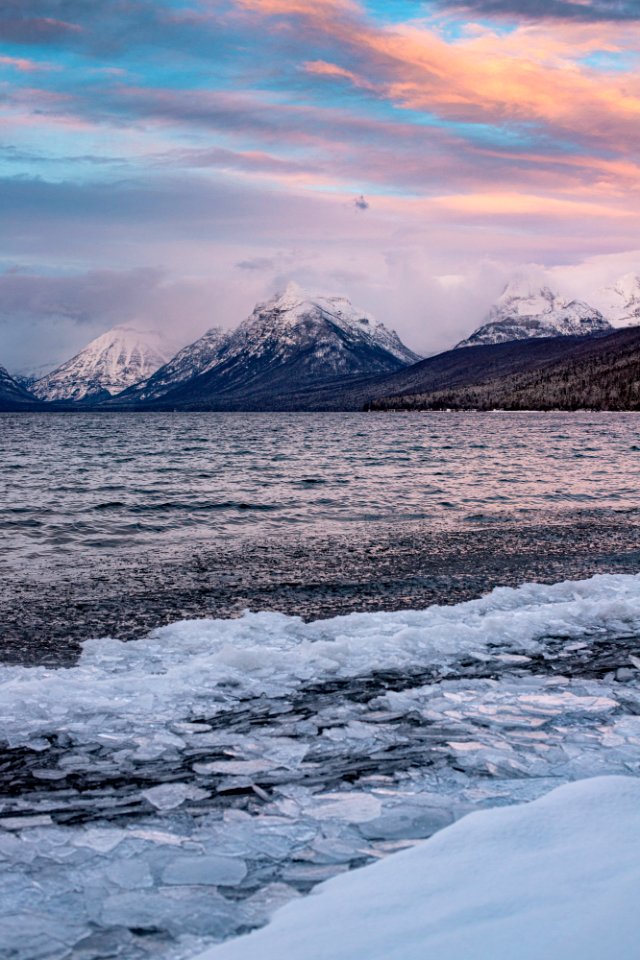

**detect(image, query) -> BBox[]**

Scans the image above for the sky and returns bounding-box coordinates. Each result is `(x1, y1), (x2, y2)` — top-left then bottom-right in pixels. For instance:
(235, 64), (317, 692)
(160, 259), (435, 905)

(2, 0), (640, 371)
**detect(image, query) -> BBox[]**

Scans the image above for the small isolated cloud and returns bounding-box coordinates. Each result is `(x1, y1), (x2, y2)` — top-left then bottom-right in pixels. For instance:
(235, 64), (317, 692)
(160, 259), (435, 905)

(235, 256), (278, 271)
(353, 194), (369, 211)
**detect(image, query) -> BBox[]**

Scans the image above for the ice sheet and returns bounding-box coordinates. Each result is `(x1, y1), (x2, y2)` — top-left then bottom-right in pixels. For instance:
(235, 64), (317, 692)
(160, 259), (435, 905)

(1, 574), (640, 959)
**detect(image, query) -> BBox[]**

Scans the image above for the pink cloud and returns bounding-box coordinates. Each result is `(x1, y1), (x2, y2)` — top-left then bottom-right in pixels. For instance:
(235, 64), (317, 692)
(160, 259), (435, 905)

(0, 55), (52, 73)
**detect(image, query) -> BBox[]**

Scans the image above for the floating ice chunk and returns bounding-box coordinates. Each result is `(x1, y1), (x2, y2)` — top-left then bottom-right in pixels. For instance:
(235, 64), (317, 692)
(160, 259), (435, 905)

(0, 832), (36, 863)
(162, 855), (247, 886)
(309, 834), (369, 864)
(31, 769), (68, 781)
(101, 886), (242, 939)
(194, 760), (275, 776)
(24, 738), (50, 752)
(305, 793), (382, 823)
(241, 883), (301, 927)
(69, 926), (136, 959)
(261, 738), (310, 769)
(0, 815), (52, 830)
(126, 827), (187, 846)
(141, 783), (209, 810)
(72, 827), (126, 853)
(282, 863), (349, 883)
(0, 911), (87, 958)
(105, 858), (154, 889)
(359, 805), (453, 840)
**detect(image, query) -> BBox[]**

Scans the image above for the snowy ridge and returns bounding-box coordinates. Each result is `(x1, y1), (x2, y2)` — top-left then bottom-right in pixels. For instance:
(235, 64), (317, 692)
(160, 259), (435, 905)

(2, 574), (640, 958)
(232, 281), (419, 369)
(121, 326), (229, 402)
(199, 776), (640, 960)
(32, 325), (180, 402)
(457, 277), (612, 348)
(598, 272), (640, 326)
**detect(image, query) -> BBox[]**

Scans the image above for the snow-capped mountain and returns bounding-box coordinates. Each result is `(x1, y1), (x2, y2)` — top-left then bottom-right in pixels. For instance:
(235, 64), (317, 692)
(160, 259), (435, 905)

(117, 283), (421, 408)
(596, 273), (640, 327)
(119, 326), (229, 402)
(225, 281), (419, 371)
(32, 325), (181, 402)
(456, 277), (612, 349)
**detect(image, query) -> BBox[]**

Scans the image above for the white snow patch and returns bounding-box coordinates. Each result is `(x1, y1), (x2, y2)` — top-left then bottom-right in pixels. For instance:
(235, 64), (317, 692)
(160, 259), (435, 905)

(197, 776), (640, 960)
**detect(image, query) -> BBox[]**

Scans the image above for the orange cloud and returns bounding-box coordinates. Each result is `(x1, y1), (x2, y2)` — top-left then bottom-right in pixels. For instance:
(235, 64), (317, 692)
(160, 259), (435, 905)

(343, 22), (640, 138)
(431, 191), (633, 218)
(237, 0), (640, 151)
(304, 60), (375, 90)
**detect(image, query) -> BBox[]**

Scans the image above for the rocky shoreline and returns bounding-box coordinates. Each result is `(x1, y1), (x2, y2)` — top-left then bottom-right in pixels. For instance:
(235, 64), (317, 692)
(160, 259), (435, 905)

(3, 510), (639, 666)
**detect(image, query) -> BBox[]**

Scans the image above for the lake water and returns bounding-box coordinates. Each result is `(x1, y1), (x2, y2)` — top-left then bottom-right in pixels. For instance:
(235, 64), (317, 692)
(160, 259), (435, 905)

(3, 410), (640, 575)
(2, 411), (640, 960)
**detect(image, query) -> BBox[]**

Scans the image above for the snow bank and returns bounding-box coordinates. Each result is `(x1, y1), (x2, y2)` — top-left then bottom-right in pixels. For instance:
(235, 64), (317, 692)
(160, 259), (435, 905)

(197, 776), (640, 960)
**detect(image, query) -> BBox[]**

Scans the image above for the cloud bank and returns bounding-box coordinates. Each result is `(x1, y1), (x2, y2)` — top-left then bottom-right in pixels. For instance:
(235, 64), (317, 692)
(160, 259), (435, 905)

(0, 0), (639, 368)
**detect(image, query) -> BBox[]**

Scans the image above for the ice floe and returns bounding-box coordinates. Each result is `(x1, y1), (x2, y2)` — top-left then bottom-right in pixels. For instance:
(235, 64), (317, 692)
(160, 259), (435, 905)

(1, 575), (640, 958)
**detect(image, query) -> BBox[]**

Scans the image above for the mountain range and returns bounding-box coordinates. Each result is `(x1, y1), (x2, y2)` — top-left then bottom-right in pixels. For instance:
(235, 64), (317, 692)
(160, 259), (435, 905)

(3, 273), (640, 412)
(112, 282), (421, 409)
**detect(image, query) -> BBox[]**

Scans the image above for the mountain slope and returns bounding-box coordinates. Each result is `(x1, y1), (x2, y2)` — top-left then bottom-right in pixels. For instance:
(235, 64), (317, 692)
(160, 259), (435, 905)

(0, 365), (44, 410)
(282, 333), (597, 411)
(126, 283), (421, 409)
(371, 326), (640, 411)
(456, 278), (612, 349)
(115, 326), (229, 402)
(32, 325), (180, 402)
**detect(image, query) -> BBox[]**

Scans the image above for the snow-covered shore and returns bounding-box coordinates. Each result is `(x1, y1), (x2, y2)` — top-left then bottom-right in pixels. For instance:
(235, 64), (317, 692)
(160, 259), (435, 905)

(197, 776), (640, 960)
(1, 574), (640, 959)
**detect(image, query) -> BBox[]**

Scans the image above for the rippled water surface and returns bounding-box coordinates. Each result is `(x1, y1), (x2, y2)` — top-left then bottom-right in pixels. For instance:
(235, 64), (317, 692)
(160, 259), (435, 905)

(3, 411), (640, 574)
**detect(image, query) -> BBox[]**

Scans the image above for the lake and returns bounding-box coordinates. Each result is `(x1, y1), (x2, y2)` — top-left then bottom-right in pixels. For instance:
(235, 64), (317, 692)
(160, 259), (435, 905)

(2, 411), (640, 960)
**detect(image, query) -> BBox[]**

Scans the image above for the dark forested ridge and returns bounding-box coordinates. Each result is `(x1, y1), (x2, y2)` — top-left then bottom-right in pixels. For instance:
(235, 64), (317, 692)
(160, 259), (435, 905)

(370, 326), (640, 411)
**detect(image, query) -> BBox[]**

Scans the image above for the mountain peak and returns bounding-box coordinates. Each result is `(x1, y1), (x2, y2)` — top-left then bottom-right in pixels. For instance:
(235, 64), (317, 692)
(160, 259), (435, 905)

(610, 272), (640, 301)
(276, 280), (308, 307)
(456, 278), (612, 349)
(0, 363), (40, 408)
(114, 288), (420, 409)
(238, 287), (415, 364)
(116, 324), (229, 402)
(32, 324), (181, 402)
(497, 275), (554, 305)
